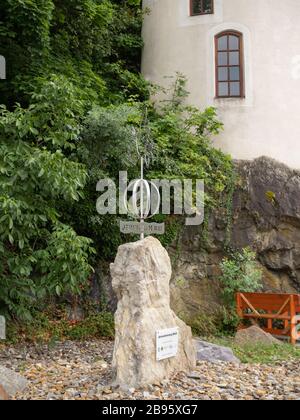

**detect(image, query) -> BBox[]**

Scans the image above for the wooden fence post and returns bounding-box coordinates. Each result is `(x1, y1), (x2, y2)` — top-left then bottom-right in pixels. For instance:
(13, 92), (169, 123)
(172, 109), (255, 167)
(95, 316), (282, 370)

(0, 384), (9, 400)
(290, 294), (297, 346)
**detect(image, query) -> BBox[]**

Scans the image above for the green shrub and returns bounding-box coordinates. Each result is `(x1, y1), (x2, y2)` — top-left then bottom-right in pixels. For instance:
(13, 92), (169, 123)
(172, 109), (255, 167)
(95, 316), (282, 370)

(216, 306), (242, 336)
(219, 248), (263, 308)
(183, 312), (219, 337)
(217, 248), (263, 334)
(6, 310), (115, 344)
(185, 308), (243, 338)
(66, 313), (115, 340)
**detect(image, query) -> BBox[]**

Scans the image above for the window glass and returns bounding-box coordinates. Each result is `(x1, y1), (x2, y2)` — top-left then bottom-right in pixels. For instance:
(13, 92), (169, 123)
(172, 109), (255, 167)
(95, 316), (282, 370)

(229, 51), (239, 66)
(218, 82), (229, 96)
(229, 35), (239, 50)
(218, 52), (228, 66)
(218, 67), (228, 81)
(191, 0), (213, 16)
(230, 82), (240, 96)
(229, 67), (240, 81)
(215, 31), (244, 98)
(218, 36), (227, 51)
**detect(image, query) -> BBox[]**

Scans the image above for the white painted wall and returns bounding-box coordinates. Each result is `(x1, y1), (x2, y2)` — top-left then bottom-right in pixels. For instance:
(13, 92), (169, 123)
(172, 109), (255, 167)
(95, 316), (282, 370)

(142, 0), (300, 169)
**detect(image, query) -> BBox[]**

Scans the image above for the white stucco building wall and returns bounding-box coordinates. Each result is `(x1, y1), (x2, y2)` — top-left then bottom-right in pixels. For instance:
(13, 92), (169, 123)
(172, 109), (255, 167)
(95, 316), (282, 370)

(142, 0), (300, 169)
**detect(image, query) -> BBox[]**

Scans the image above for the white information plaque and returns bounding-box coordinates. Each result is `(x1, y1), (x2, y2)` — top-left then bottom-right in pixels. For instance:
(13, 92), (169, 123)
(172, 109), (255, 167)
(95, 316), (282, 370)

(156, 327), (179, 361)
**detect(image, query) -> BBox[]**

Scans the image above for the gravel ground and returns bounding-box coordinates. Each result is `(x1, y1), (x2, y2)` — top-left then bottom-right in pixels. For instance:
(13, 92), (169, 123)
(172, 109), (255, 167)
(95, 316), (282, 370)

(0, 339), (300, 400)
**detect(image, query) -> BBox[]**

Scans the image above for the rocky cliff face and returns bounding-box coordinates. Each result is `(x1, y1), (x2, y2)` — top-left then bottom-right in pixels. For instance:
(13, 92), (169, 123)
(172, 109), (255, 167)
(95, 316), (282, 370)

(169, 157), (300, 319)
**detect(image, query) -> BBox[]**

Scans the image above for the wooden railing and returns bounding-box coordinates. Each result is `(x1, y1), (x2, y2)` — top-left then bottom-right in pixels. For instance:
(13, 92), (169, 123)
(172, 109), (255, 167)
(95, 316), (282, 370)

(236, 292), (300, 345)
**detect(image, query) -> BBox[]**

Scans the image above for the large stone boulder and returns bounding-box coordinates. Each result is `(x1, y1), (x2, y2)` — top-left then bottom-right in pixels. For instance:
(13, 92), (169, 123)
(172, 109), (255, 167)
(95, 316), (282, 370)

(0, 366), (28, 400)
(110, 236), (196, 389)
(194, 339), (240, 364)
(234, 326), (282, 346)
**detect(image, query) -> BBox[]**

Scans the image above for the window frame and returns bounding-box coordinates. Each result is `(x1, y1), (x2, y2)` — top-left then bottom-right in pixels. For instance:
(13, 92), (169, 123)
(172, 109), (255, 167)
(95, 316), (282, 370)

(190, 0), (214, 16)
(215, 30), (245, 99)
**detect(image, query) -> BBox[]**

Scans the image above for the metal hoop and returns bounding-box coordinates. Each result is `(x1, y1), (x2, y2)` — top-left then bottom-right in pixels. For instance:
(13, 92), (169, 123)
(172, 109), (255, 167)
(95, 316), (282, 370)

(123, 179), (161, 220)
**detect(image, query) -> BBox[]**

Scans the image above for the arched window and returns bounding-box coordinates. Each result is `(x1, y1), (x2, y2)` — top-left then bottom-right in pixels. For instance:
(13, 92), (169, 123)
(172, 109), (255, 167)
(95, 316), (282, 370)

(215, 31), (244, 98)
(190, 0), (214, 16)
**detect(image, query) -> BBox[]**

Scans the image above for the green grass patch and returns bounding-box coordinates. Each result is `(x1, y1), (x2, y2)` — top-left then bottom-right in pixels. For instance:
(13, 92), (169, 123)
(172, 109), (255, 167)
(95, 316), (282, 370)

(210, 336), (300, 364)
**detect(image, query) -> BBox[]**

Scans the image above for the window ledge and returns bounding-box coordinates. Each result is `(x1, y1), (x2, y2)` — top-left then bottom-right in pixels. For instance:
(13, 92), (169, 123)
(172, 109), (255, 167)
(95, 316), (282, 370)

(214, 96), (246, 100)
(190, 13), (214, 17)
(213, 96), (249, 108)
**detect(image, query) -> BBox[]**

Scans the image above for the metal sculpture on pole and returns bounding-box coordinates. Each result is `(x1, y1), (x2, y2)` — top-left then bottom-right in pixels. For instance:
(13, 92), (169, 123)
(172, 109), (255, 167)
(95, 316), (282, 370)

(120, 109), (164, 239)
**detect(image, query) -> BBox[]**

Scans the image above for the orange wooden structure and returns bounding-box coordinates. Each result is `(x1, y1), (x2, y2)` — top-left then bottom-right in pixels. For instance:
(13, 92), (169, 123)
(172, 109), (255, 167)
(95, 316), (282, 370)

(0, 384), (9, 400)
(236, 292), (300, 345)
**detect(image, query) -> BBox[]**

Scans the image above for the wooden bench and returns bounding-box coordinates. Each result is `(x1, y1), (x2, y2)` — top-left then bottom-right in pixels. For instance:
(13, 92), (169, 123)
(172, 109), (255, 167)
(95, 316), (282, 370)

(236, 292), (300, 345)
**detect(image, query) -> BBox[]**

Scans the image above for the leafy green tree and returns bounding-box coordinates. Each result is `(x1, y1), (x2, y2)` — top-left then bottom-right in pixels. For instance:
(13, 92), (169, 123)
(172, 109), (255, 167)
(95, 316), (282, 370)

(0, 0), (146, 107)
(0, 0), (145, 318)
(0, 76), (95, 319)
